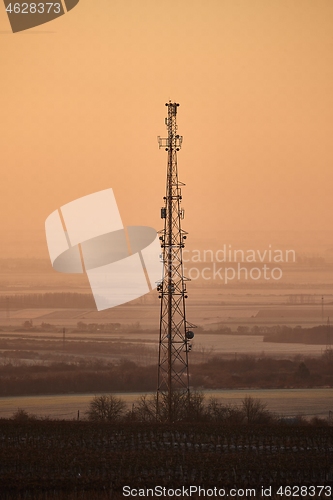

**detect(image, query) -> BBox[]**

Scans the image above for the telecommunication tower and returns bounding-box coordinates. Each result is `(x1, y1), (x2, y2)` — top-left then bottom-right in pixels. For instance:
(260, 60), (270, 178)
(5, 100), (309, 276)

(157, 102), (195, 422)
(326, 317), (332, 353)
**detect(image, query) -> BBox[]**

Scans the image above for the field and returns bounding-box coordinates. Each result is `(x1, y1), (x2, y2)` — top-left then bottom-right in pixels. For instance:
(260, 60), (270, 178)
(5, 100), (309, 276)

(1, 388), (333, 421)
(1, 261), (333, 498)
(0, 420), (332, 498)
(2, 262), (333, 331)
(2, 301), (333, 329)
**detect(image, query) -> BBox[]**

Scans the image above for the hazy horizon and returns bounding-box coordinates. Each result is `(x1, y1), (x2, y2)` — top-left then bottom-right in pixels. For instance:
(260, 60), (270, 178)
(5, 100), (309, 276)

(1, 0), (333, 260)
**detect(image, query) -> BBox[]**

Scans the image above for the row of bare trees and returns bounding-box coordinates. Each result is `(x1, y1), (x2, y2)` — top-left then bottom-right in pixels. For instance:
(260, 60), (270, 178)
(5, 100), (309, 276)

(85, 393), (324, 426)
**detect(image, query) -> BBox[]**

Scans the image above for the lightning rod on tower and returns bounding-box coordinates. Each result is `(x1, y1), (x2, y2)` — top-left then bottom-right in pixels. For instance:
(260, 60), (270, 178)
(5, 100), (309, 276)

(157, 102), (195, 422)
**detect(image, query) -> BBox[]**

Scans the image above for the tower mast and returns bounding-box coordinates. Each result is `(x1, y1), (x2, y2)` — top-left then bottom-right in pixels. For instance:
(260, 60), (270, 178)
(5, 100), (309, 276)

(157, 102), (194, 422)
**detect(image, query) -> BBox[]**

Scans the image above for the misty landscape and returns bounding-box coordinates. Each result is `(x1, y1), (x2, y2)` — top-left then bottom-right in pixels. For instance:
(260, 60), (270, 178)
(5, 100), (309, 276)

(2, 0), (333, 497)
(0, 252), (332, 497)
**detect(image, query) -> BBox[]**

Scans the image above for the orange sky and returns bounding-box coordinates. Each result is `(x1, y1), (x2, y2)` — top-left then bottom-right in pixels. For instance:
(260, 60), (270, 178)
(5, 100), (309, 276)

(1, 0), (333, 257)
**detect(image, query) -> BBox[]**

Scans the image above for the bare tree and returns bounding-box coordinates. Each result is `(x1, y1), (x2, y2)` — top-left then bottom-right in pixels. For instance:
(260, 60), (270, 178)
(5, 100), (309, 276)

(86, 394), (126, 422)
(131, 394), (157, 422)
(132, 391), (207, 423)
(241, 396), (271, 424)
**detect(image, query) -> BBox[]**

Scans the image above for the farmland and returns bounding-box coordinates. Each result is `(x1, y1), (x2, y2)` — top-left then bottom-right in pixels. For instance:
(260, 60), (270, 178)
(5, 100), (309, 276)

(1, 262), (333, 497)
(0, 419), (332, 498)
(1, 388), (333, 421)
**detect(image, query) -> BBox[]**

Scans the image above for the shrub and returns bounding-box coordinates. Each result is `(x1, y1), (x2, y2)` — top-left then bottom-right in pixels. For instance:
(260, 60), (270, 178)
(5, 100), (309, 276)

(12, 408), (36, 421)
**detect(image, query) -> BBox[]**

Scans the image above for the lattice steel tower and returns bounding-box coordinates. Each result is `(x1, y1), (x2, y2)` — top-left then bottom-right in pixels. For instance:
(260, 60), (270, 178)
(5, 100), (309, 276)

(157, 101), (195, 422)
